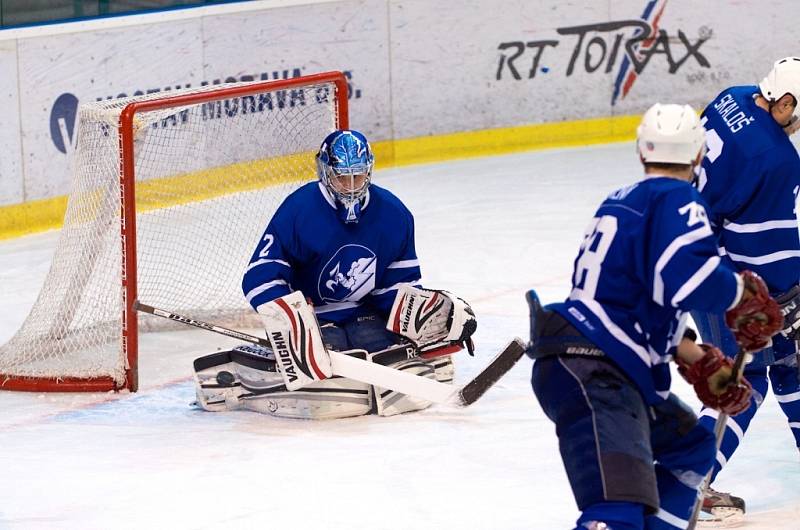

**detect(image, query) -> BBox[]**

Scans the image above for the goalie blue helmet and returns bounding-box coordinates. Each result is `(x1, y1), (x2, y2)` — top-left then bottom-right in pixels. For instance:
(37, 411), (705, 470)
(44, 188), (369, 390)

(317, 129), (375, 223)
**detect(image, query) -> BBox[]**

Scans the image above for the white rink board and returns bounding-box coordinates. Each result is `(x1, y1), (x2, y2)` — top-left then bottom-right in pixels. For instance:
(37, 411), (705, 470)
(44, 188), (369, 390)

(200, 1), (392, 142)
(0, 39), (22, 206)
(390, 0), (613, 135)
(17, 18), (204, 199)
(1, 0), (800, 203)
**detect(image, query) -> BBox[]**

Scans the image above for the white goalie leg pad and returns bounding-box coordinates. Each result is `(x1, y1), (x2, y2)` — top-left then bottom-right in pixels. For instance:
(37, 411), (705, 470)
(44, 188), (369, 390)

(243, 375), (373, 420)
(244, 349), (372, 419)
(193, 345), (280, 412)
(387, 285), (476, 349)
(258, 291), (332, 390)
(193, 353), (244, 412)
(374, 355), (455, 417)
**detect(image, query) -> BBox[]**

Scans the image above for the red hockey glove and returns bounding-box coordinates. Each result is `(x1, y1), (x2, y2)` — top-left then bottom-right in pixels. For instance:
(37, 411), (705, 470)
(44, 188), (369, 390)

(677, 344), (752, 415)
(725, 270), (783, 352)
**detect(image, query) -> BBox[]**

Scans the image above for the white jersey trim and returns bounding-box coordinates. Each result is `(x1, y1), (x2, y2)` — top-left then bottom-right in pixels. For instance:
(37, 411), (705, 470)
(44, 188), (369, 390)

(726, 249), (800, 266)
(371, 281), (422, 296)
(246, 258), (290, 272)
(317, 182), (371, 212)
(775, 390), (800, 403)
(653, 225), (713, 306)
(724, 219), (799, 233)
(727, 273), (744, 310)
(573, 295), (652, 367)
(654, 508), (689, 530)
(700, 408), (745, 442)
(246, 279), (288, 303)
(318, 182), (337, 209)
(314, 301), (361, 314)
(670, 256), (720, 307)
(387, 259), (420, 269)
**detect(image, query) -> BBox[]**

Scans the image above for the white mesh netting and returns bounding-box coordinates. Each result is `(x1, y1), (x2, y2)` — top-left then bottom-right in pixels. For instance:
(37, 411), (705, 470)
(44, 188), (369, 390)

(0, 77), (343, 389)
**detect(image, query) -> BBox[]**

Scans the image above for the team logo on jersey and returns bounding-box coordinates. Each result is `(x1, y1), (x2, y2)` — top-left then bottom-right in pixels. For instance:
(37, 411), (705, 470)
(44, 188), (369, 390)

(318, 245), (377, 303)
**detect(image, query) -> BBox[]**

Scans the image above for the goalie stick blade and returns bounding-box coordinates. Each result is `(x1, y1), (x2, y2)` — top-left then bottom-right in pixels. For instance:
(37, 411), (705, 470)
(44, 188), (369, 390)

(457, 338), (526, 406)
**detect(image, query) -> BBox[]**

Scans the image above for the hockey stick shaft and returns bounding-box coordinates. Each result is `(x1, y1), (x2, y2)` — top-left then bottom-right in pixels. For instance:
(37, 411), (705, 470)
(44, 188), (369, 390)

(134, 301), (523, 406)
(135, 301), (458, 369)
(686, 348), (749, 530)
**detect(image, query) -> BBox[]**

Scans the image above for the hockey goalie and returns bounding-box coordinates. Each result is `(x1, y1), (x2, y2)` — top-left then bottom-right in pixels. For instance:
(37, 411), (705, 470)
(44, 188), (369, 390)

(192, 129), (477, 419)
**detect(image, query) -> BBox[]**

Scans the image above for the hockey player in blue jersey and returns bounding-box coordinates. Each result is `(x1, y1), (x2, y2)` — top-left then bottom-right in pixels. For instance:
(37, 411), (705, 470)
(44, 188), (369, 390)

(690, 57), (800, 522)
(192, 129), (476, 419)
(527, 103), (782, 530)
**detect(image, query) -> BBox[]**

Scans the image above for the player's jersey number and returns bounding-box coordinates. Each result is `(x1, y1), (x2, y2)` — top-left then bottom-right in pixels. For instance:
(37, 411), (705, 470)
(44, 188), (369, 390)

(257, 233), (275, 258)
(573, 216), (618, 298)
(696, 116), (724, 190)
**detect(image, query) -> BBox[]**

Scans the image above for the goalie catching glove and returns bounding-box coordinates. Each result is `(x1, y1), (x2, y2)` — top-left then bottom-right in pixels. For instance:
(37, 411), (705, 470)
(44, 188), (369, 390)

(725, 270), (783, 352)
(387, 285), (477, 354)
(677, 344), (752, 416)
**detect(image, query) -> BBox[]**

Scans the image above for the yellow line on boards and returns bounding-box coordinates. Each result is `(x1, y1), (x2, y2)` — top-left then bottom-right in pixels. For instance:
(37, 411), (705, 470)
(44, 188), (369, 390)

(0, 115), (639, 241)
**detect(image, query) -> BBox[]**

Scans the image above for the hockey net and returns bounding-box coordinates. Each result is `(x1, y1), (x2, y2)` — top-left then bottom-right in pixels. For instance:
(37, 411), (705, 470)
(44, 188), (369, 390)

(0, 71), (349, 392)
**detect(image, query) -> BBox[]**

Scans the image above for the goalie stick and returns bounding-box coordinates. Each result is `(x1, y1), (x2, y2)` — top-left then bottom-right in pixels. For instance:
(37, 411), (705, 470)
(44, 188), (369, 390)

(195, 339), (462, 376)
(686, 348), (749, 530)
(134, 301), (525, 406)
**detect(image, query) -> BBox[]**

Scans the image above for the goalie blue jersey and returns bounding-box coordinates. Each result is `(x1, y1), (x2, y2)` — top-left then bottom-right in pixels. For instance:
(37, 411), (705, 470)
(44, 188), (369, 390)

(242, 182), (421, 323)
(696, 85), (800, 294)
(551, 177), (741, 404)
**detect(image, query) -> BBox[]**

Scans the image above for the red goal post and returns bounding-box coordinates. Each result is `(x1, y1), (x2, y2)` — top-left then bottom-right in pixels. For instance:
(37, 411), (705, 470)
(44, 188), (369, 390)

(0, 71), (349, 392)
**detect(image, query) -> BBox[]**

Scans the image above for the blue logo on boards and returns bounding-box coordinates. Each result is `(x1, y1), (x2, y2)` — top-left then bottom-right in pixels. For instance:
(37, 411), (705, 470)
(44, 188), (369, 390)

(319, 245), (377, 303)
(49, 92), (79, 154)
(46, 69), (362, 156)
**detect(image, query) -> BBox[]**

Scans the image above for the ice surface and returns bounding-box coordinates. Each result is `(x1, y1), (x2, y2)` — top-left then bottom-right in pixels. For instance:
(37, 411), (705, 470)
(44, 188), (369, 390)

(0, 143), (797, 529)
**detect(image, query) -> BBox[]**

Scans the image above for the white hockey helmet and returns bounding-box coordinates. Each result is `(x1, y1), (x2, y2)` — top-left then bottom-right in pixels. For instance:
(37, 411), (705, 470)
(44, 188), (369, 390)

(637, 103), (705, 165)
(759, 57), (800, 121)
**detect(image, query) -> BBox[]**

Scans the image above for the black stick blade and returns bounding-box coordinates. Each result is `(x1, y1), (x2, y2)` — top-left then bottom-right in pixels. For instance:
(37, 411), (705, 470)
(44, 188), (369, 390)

(458, 338), (526, 406)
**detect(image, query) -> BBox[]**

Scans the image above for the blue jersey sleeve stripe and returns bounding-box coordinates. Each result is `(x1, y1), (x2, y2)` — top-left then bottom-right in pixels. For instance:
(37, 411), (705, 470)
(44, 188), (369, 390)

(574, 296), (653, 366)
(725, 249), (800, 265)
(653, 224), (713, 305)
(670, 256), (721, 306)
(724, 219), (798, 233)
(387, 259), (420, 269)
(245, 279), (289, 303)
(245, 258), (290, 272)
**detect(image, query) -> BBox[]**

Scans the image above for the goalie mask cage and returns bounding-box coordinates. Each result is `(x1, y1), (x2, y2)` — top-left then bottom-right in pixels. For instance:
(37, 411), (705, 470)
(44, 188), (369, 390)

(0, 71), (349, 392)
